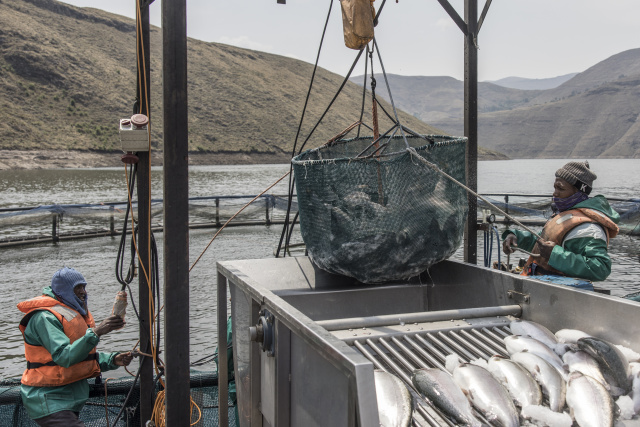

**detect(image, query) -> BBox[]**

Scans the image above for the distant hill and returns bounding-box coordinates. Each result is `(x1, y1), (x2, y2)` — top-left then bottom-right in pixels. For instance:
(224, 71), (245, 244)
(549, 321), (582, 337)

(527, 49), (640, 106)
(472, 74), (640, 159)
(350, 74), (541, 125)
(354, 48), (640, 158)
(0, 0), (507, 164)
(486, 73), (578, 91)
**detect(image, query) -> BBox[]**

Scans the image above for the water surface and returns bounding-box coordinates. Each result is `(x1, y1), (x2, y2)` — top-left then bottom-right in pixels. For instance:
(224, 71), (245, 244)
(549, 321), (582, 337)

(1, 160), (638, 379)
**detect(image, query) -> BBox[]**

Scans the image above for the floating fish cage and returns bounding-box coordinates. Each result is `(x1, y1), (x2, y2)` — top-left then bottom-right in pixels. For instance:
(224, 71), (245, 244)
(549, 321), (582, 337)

(292, 135), (468, 283)
(217, 256), (640, 426)
(0, 195), (296, 247)
(0, 370), (236, 427)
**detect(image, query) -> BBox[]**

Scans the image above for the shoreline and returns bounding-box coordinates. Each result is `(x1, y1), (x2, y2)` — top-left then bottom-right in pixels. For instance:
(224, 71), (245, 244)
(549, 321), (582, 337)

(2, 150), (634, 170)
(0, 150), (291, 170)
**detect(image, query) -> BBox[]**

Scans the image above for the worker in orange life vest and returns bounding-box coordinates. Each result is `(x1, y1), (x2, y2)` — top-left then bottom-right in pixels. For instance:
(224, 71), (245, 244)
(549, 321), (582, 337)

(502, 161), (620, 281)
(17, 267), (133, 426)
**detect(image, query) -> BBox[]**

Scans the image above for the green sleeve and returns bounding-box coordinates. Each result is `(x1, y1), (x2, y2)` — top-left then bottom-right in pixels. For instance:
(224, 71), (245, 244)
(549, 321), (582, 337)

(548, 237), (611, 282)
(24, 311), (100, 368)
(98, 351), (121, 372)
(502, 229), (537, 252)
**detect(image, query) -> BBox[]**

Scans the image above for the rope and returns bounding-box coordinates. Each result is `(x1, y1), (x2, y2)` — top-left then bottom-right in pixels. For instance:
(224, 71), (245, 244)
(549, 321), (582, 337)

(369, 45), (379, 140)
(324, 121), (363, 146)
(190, 171), (291, 272)
(104, 378), (115, 426)
(150, 390), (203, 427)
(407, 147), (543, 240)
(356, 46), (369, 138)
(134, 0), (162, 390)
(277, 0), (334, 258)
(110, 2), (174, 425)
(372, 38), (410, 149)
(277, 39), (366, 256)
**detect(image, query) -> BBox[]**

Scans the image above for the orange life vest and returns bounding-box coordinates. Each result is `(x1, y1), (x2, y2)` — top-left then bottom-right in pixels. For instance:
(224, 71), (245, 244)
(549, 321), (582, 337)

(18, 295), (101, 387)
(522, 207), (619, 276)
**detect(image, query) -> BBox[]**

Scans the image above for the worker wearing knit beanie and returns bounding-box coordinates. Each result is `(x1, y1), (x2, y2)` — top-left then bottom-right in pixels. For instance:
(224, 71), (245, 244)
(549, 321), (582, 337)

(502, 161), (620, 282)
(555, 160), (597, 195)
(551, 161), (596, 213)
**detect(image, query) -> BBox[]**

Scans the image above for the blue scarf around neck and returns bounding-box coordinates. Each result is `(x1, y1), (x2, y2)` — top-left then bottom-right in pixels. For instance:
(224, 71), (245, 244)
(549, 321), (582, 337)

(552, 191), (589, 213)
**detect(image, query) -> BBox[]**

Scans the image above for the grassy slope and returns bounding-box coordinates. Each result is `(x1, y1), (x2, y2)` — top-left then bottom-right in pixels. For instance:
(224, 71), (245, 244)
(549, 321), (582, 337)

(0, 0), (506, 161)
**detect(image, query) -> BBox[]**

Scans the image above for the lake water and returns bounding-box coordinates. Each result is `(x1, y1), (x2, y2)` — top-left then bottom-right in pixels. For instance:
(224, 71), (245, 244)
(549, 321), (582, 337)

(1, 159), (639, 379)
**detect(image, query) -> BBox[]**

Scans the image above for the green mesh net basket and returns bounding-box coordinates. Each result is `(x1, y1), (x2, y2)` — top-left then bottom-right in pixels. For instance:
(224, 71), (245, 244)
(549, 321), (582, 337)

(292, 134), (468, 283)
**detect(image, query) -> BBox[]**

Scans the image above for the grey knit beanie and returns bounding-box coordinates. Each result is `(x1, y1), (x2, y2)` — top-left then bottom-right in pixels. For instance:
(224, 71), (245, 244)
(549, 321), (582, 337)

(555, 160), (597, 195)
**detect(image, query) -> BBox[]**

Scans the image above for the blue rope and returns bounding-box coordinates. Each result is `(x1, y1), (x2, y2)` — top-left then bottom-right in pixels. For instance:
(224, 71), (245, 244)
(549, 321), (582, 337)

(484, 225), (502, 269)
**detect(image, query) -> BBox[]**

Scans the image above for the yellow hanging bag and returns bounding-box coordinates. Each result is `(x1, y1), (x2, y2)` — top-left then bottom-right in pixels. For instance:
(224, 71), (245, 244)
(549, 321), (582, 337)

(340, 0), (375, 50)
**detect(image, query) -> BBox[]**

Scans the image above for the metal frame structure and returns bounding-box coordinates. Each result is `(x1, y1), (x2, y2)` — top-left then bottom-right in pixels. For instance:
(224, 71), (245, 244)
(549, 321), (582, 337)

(216, 256), (640, 426)
(437, 0), (494, 265)
(135, 0), (154, 420)
(162, 0), (192, 424)
(155, 0), (495, 423)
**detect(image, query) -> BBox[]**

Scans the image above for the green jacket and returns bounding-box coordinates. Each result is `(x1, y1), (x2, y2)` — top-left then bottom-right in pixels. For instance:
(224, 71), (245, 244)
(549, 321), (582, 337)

(503, 195), (620, 282)
(20, 286), (121, 420)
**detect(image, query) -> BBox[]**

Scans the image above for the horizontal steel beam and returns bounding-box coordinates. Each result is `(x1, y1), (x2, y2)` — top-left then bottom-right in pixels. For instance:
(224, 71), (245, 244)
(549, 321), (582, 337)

(317, 305), (521, 331)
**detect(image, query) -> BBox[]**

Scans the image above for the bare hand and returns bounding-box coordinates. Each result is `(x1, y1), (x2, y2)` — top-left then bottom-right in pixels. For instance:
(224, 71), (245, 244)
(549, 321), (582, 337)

(536, 240), (556, 260)
(114, 351), (133, 367)
(94, 315), (126, 337)
(502, 234), (518, 255)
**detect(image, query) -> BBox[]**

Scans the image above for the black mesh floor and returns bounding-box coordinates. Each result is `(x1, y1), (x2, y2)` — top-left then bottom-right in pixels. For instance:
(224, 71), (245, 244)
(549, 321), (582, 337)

(0, 371), (236, 427)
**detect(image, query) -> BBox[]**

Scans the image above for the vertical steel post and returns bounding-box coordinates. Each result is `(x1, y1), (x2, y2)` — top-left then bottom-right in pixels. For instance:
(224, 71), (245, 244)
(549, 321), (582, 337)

(51, 214), (58, 243)
(162, 0), (191, 424)
(265, 196), (271, 226)
(215, 197), (221, 227)
(464, 0), (478, 264)
(217, 272), (229, 427)
(504, 195), (510, 223)
(136, 0), (154, 421)
(109, 206), (115, 236)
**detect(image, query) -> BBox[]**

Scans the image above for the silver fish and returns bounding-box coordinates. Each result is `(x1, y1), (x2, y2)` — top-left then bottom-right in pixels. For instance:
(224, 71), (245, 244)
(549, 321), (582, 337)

(509, 319), (557, 348)
(566, 372), (614, 427)
(374, 370), (413, 427)
(511, 351), (566, 412)
(577, 337), (631, 394)
(562, 350), (608, 389)
(487, 356), (542, 408)
(453, 363), (520, 427)
(411, 368), (482, 427)
(504, 335), (567, 378)
(555, 328), (591, 344)
(553, 342), (578, 357)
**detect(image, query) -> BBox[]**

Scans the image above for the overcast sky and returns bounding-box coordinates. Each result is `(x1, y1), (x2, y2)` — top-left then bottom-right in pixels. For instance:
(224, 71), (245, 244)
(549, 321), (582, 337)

(61, 0), (638, 81)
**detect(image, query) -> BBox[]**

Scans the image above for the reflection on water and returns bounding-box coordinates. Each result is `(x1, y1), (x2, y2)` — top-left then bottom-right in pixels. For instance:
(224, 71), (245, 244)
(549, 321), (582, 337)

(1, 160), (638, 379)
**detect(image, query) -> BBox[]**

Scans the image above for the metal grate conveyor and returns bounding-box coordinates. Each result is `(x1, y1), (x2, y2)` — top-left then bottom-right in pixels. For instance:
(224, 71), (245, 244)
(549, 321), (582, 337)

(326, 311), (515, 426)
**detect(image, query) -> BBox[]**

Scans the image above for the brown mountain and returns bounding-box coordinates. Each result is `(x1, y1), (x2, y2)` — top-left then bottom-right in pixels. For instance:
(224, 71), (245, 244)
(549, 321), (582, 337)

(360, 49), (640, 159)
(0, 0), (506, 165)
(473, 74), (640, 158)
(527, 49), (640, 106)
